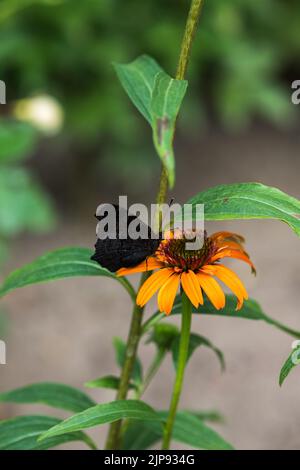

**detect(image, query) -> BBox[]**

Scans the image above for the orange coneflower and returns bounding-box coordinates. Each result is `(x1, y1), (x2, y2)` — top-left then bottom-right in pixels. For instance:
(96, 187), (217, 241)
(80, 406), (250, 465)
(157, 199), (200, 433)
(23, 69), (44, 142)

(117, 230), (255, 315)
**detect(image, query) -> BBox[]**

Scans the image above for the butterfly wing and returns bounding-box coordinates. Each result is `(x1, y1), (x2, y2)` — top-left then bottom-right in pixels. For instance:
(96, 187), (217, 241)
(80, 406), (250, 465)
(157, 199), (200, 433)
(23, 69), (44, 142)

(91, 205), (161, 272)
(92, 237), (160, 272)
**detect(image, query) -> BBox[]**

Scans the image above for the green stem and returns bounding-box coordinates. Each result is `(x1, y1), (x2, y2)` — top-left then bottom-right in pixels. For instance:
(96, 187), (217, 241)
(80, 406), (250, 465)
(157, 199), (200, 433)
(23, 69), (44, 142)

(156, 167), (169, 207)
(138, 347), (166, 397)
(155, 0), (204, 228)
(175, 0), (204, 81)
(118, 277), (136, 302)
(142, 311), (165, 335)
(162, 292), (192, 450)
(105, 273), (147, 450)
(119, 347), (166, 440)
(155, 166), (169, 232)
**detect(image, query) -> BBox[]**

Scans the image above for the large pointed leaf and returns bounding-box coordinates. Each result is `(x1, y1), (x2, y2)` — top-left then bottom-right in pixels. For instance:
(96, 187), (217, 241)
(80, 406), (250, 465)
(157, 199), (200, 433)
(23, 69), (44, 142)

(163, 411), (233, 450)
(38, 400), (160, 441)
(0, 415), (96, 450)
(172, 333), (225, 371)
(186, 183), (300, 236)
(122, 410), (224, 450)
(122, 420), (162, 450)
(114, 55), (162, 123)
(0, 247), (130, 298)
(279, 341), (300, 386)
(143, 295), (300, 339)
(151, 72), (187, 187)
(122, 411), (233, 450)
(0, 382), (96, 413)
(114, 55), (187, 188)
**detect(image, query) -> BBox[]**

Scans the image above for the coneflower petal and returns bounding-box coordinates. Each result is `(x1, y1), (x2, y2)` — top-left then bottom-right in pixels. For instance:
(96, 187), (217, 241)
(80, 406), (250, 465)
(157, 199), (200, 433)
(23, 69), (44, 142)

(157, 273), (180, 315)
(210, 231), (245, 244)
(217, 240), (249, 254)
(211, 249), (256, 273)
(117, 258), (164, 276)
(181, 270), (203, 308)
(196, 272), (225, 310)
(136, 268), (173, 307)
(201, 264), (248, 310)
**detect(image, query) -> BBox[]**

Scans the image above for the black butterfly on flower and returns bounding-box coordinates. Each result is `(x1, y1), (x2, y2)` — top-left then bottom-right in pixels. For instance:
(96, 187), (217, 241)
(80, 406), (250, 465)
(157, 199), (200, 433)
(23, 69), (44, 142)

(91, 204), (162, 273)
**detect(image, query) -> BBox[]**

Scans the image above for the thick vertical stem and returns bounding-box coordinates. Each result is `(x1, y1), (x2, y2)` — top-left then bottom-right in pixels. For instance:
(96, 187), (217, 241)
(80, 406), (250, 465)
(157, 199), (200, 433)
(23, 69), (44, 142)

(161, 292), (192, 449)
(155, 167), (169, 231)
(105, 275), (146, 450)
(175, 0), (204, 81)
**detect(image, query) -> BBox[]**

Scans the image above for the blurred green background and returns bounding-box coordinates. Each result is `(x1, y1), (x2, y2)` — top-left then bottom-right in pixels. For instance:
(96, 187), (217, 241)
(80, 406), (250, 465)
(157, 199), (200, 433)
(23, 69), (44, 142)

(1, 0), (300, 260)
(1, 0), (300, 193)
(0, 0), (300, 449)
(1, 0), (300, 207)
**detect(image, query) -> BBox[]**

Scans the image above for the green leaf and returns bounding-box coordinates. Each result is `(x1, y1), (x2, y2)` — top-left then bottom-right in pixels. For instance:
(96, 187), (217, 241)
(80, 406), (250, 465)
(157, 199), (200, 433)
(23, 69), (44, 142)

(122, 420), (162, 450)
(0, 121), (37, 163)
(113, 337), (143, 385)
(163, 411), (233, 450)
(151, 72), (187, 187)
(143, 295), (300, 339)
(279, 342), (300, 386)
(172, 333), (225, 371)
(38, 400), (160, 441)
(84, 375), (137, 391)
(122, 411), (233, 450)
(0, 166), (56, 236)
(0, 247), (128, 298)
(114, 55), (187, 188)
(0, 415), (96, 450)
(0, 382), (96, 413)
(186, 182), (300, 237)
(114, 55), (162, 124)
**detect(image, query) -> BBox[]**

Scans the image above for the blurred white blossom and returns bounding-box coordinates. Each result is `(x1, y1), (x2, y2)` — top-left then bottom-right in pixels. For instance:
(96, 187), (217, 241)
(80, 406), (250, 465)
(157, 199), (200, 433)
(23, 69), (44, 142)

(13, 94), (64, 135)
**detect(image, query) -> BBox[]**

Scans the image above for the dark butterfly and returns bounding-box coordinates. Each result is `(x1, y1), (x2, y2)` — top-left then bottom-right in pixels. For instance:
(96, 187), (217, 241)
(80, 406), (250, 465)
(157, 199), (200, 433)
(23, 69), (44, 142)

(91, 204), (162, 272)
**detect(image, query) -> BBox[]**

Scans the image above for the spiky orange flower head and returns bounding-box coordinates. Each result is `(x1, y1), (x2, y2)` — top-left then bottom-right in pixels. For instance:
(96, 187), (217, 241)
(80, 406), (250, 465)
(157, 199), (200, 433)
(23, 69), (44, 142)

(117, 230), (255, 315)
